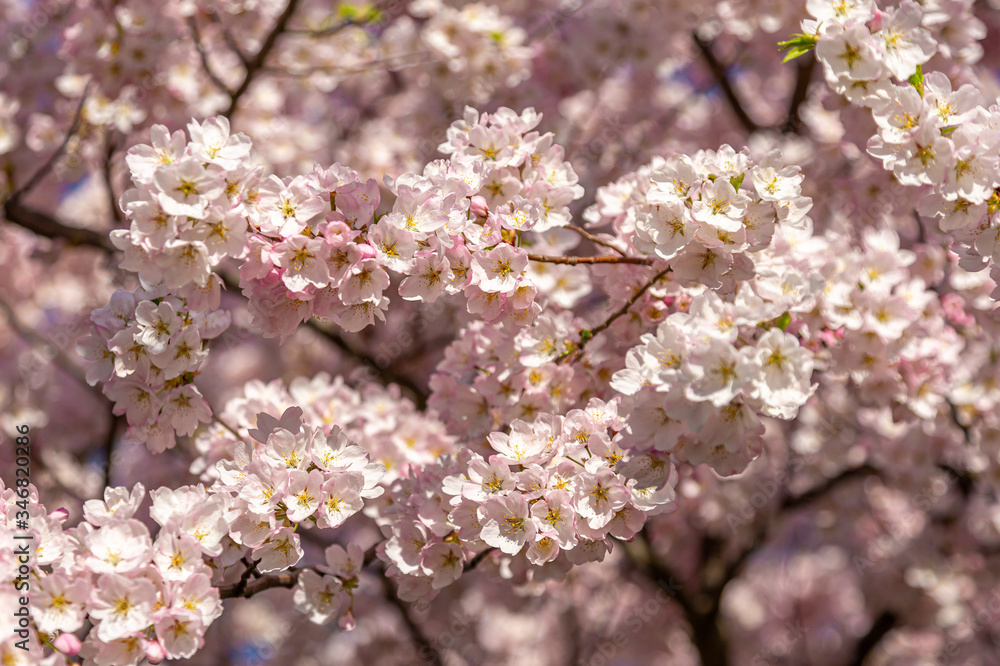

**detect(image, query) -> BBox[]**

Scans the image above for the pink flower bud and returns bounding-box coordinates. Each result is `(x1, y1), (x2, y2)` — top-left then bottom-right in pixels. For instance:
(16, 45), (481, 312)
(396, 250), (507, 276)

(470, 195), (489, 218)
(53, 633), (82, 656)
(869, 10), (885, 32)
(145, 640), (167, 664)
(355, 243), (377, 260)
(49, 507), (70, 524)
(338, 609), (356, 632)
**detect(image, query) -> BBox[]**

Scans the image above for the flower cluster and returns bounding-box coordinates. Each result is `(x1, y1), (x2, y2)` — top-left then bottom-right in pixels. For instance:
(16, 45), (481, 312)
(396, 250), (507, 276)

(612, 293), (817, 476)
(78, 288), (228, 452)
(113, 118), (251, 294)
(2, 480), (225, 664)
(379, 106), (586, 326)
(407, 2), (533, 102)
(190, 373), (455, 483)
(585, 146), (813, 291)
(211, 406), (384, 574)
(0, 410), (385, 663)
(428, 315), (588, 444)
(804, 0), (1000, 298)
(377, 397), (678, 600)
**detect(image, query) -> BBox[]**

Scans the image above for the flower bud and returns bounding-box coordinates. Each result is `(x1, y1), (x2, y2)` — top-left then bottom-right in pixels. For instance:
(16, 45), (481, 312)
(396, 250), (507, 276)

(355, 243), (377, 260)
(470, 195), (489, 218)
(338, 609), (356, 632)
(53, 633), (82, 655)
(869, 10), (885, 32)
(49, 507), (70, 524)
(145, 639), (167, 664)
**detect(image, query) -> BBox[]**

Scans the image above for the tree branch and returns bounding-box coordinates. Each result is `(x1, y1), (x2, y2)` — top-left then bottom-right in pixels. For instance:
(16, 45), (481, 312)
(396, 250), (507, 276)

(224, 0), (302, 118)
(2, 197), (115, 251)
(527, 253), (652, 266)
(6, 83), (90, 200)
(557, 266), (671, 363)
(782, 55), (816, 134)
(849, 611), (897, 666)
(692, 34), (761, 134)
(563, 225), (628, 256)
(188, 15), (236, 96)
(781, 464), (878, 510)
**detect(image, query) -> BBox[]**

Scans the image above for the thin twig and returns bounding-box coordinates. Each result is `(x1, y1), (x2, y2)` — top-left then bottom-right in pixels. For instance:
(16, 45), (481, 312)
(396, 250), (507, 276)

(188, 15), (235, 95)
(557, 266), (671, 363)
(527, 253), (652, 266)
(103, 413), (125, 488)
(563, 225), (627, 256)
(782, 465), (878, 510)
(465, 547), (496, 571)
(382, 583), (443, 666)
(103, 130), (124, 227)
(225, 0), (302, 118)
(6, 82), (91, 201)
(0, 298), (101, 397)
(2, 198), (114, 251)
(205, 11), (250, 65)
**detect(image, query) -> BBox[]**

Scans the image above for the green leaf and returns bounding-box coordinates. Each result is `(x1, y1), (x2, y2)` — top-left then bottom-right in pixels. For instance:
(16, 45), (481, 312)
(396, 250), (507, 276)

(730, 173), (745, 190)
(775, 312), (791, 331)
(778, 33), (818, 63)
(337, 2), (381, 22)
(908, 64), (924, 97)
(941, 126), (957, 136)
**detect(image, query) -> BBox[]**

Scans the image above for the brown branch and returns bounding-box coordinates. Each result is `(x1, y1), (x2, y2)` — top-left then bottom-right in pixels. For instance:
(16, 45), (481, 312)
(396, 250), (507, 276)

(219, 567), (305, 599)
(564, 225), (627, 256)
(103, 414), (125, 488)
(188, 15), (235, 96)
(465, 547), (496, 571)
(622, 530), (730, 666)
(103, 130), (124, 227)
(782, 54), (816, 134)
(2, 84), (116, 252)
(383, 583), (443, 666)
(692, 34), (761, 134)
(0, 298), (102, 397)
(205, 11), (250, 65)
(782, 464), (878, 510)
(286, 1), (388, 36)
(2, 197), (115, 251)
(527, 253), (652, 266)
(6, 82), (91, 200)
(304, 320), (429, 409)
(849, 611), (897, 666)
(557, 266), (671, 363)
(224, 0), (302, 118)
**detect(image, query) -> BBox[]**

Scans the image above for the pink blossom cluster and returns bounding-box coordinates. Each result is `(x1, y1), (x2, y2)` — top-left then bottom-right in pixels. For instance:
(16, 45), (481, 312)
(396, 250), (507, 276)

(78, 289), (228, 452)
(381, 106), (585, 326)
(612, 297), (816, 476)
(584, 146), (813, 290)
(428, 315), (587, 444)
(804, 0), (1000, 297)
(2, 480), (224, 664)
(395, 2), (533, 102)
(376, 396), (678, 601)
(210, 407), (383, 572)
(0, 408), (385, 663)
(808, 228), (970, 420)
(189, 373), (456, 483)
